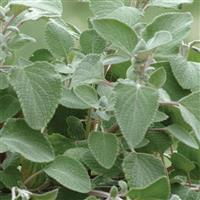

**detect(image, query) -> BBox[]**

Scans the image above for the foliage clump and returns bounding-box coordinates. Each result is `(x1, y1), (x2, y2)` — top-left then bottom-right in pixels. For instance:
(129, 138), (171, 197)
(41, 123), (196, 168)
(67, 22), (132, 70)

(0, 0), (200, 199)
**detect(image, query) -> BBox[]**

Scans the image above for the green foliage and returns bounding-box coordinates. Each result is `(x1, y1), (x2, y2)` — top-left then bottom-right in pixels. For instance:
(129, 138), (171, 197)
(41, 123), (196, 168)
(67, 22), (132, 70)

(0, 0), (199, 199)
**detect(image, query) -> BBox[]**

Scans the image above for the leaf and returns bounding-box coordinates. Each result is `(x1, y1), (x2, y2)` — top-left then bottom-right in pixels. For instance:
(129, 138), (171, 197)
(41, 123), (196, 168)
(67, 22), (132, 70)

(127, 177), (170, 200)
(179, 105), (200, 141)
(9, 0), (63, 17)
(166, 124), (198, 149)
(74, 85), (99, 109)
(0, 140), (8, 153)
(0, 167), (21, 189)
(66, 116), (86, 140)
(82, 151), (122, 178)
(92, 18), (138, 55)
(179, 91), (200, 121)
(153, 62), (190, 101)
(71, 54), (104, 87)
(31, 189), (58, 200)
(145, 31), (172, 50)
(178, 143), (200, 167)
(153, 111), (168, 123)
(8, 33), (36, 50)
(48, 133), (74, 155)
(56, 188), (87, 200)
(107, 6), (142, 27)
(44, 156), (91, 193)
(123, 152), (166, 188)
(29, 49), (54, 62)
(80, 30), (106, 54)
(88, 131), (118, 169)
(169, 55), (200, 91)
(114, 83), (159, 149)
(147, 0), (193, 8)
(60, 88), (90, 109)
(0, 91), (20, 123)
(141, 132), (172, 154)
(172, 184), (200, 200)
(0, 73), (9, 90)
(143, 12), (193, 55)
(149, 67), (167, 88)
(171, 153), (195, 173)
(0, 119), (55, 163)
(9, 61), (62, 130)
(45, 19), (75, 59)
(89, 0), (124, 18)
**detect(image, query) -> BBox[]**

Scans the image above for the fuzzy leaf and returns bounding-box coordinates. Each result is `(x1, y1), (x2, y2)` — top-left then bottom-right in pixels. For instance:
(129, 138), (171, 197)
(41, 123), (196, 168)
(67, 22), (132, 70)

(32, 189), (58, 200)
(9, 0), (63, 17)
(0, 73), (9, 90)
(123, 152), (166, 188)
(88, 132), (118, 169)
(92, 18), (138, 55)
(71, 54), (104, 86)
(80, 30), (106, 54)
(60, 88), (90, 109)
(89, 0), (123, 18)
(45, 19), (75, 59)
(115, 83), (159, 149)
(44, 156), (91, 193)
(169, 55), (200, 91)
(9, 61), (62, 130)
(107, 6), (142, 27)
(0, 91), (20, 123)
(0, 119), (55, 163)
(127, 176), (170, 200)
(74, 85), (99, 109)
(147, 0), (193, 8)
(166, 124), (198, 149)
(149, 67), (167, 88)
(171, 153), (195, 173)
(179, 91), (200, 141)
(143, 12), (193, 56)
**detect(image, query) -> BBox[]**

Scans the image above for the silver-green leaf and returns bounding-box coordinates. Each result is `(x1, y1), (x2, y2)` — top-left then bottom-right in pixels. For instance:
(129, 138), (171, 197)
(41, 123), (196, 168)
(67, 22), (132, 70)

(115, 83), (159, 149)
(9, 62), (62, 130)
(44, 156), (91, 193)
(0, 119), (55, 163)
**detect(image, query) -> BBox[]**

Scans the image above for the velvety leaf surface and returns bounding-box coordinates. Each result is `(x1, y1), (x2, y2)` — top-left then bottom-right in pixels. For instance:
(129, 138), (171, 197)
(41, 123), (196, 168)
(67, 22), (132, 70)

(115, 83), (159, 148)
(9, 62), (62, 130)
(44, 156), (91, 193)
(45, 19), (75, 59)
(127, 177), (170, 200)
(89, 0), (124, 18)
(166, 124), (198, 149)
(71, 54), (104, 86)
(0, 91), (20, 123)
(0, 119), (55, 163)
(123, 152), (166, 187)
(9, 0), (63, 17)
(147, 0), (193, 8)
(169, 55), (200, 91)
(88, 131), (118, 169)
(60, 88), (90, 109)
(74, 85), (99, 109)
(80, 30), (106, 54)
(92, 19), (138, 55)
(31, 189), (58, 200)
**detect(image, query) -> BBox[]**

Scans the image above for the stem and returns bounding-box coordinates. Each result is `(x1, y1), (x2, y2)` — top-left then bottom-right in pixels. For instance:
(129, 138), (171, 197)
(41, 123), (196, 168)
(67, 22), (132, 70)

(86, 108), (92, 136)
(159, 101), (179, 106)
(24, 170), (43, 186)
